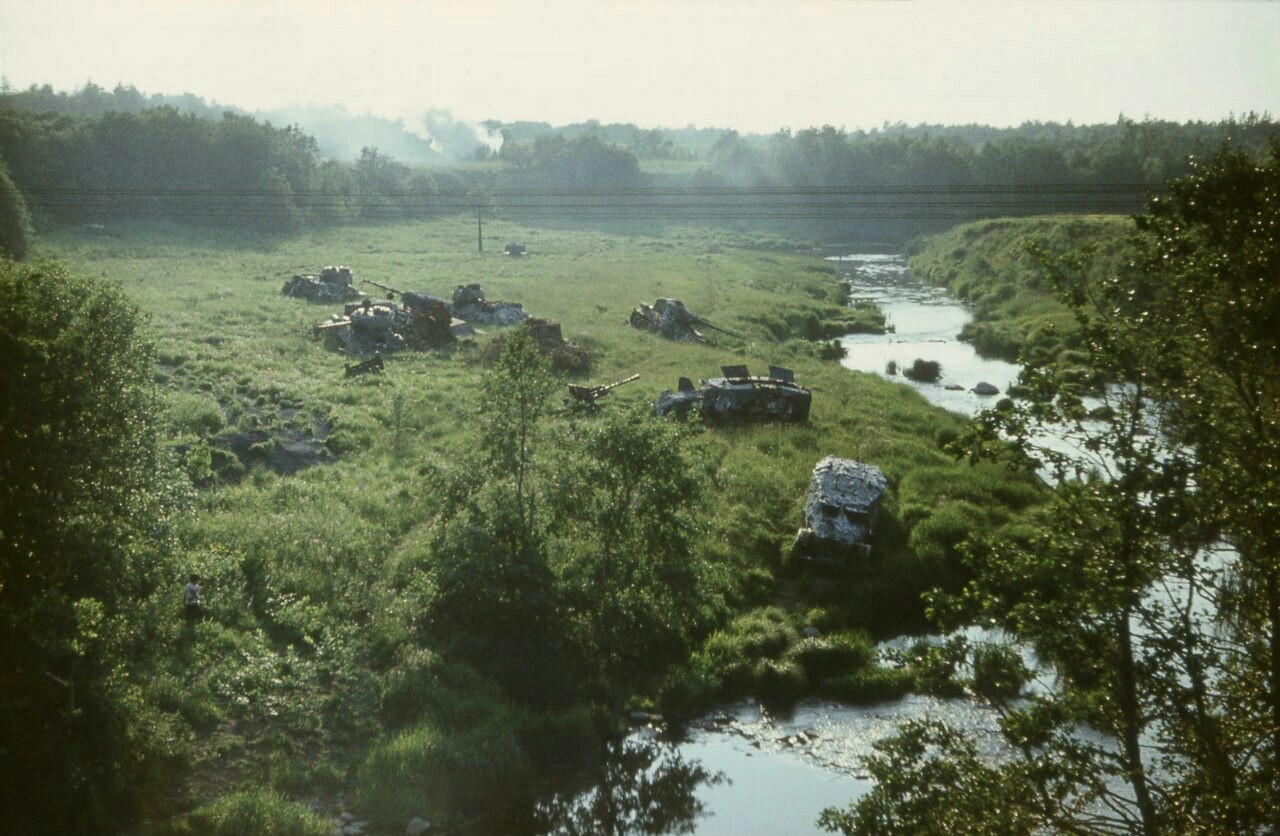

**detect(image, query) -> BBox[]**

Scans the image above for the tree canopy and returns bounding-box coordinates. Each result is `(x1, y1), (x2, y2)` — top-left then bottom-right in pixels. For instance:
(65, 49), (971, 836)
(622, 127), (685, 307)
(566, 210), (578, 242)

(822, 140), (1280, 834)
(0, 259), (184, 833)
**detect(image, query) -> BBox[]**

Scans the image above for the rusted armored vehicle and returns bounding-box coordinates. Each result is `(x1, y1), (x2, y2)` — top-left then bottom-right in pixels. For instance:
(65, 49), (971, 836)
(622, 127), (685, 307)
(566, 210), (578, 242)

(790, 456), (888, 571)
(282, 265), (364, 302)
(653, 365), (811, 425)
(314, 291), (457, 354)
(630, 298), (742, 343)
(452, 284), (528, 326)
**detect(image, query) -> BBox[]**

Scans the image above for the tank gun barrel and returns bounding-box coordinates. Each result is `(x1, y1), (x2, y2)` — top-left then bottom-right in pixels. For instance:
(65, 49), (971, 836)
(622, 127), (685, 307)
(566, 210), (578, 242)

(360, 278), (403, 298)
(690, 316), (745, 340)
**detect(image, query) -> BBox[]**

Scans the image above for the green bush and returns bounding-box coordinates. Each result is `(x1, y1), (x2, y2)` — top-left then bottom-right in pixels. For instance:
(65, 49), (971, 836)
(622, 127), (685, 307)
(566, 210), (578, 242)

(784, 631), (876, 681)
(823, 665), (914, 704)
(971, 644), (1031, 701)
(167, 390), (226, 437)
(902, 358), (942, 383)
(187, 788), (330, 836)
(378, 647), (502, 730)
(753, 657), (807, 704)
(903, 639), (968, 697)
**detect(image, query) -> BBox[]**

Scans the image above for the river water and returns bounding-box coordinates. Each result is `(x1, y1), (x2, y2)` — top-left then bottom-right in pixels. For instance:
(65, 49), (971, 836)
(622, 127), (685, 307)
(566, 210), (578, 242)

(833, 253), (1022, 417)
(536, 254), (1028, 834)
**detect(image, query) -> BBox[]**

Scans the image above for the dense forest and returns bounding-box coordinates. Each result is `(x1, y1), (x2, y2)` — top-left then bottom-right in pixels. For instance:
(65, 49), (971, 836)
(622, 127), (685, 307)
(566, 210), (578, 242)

(2, 82), (1277, 251)
(2, 81), (1279, 834)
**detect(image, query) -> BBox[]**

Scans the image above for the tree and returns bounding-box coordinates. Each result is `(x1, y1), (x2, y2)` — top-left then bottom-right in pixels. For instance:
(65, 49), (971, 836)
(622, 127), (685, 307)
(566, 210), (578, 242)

(419, 331), (570, 705)
(0, 260), (182, 832)
(823, 139), (1280, 834)
(0, 157), (33, 258)
(550, 407), (713, 695)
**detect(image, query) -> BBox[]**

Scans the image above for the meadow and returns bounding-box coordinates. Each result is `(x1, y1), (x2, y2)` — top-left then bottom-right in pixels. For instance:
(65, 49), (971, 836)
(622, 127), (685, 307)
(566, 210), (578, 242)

(39, 217), (1045, 832)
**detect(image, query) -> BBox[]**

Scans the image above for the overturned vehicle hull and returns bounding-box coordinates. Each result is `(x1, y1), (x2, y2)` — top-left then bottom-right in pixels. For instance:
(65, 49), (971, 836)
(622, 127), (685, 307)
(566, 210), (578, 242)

(791, 456), (887, 572)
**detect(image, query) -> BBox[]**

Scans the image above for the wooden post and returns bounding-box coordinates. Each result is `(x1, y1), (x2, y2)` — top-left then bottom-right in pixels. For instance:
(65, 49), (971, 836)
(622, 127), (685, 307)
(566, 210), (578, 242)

(477, 205), (483, 253)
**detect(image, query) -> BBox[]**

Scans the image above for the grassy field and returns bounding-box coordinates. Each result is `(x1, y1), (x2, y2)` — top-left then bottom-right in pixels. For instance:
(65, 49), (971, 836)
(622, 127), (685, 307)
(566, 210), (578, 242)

(39, 217), (1044, 832)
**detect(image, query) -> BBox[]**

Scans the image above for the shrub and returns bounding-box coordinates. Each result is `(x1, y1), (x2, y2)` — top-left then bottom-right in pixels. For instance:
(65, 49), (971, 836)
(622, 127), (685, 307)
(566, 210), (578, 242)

(785, 631), (876, 681)
(753, 657), (807, 705)
(166, 390), (226, 437)
(904, 639), (967, 697)
(971, 644), (1030, 701)
(823, 665), (914, 704)
(187, 788), (330, 836)
(902, 358), (942, 383)
(817, 339), (848, 361)
(378, 647), (502, 730)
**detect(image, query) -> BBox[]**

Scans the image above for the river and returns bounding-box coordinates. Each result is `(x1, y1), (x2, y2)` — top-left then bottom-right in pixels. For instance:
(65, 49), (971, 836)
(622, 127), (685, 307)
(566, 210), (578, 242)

(538, 254), (1027, 834)
(833, 253), (1022, 417)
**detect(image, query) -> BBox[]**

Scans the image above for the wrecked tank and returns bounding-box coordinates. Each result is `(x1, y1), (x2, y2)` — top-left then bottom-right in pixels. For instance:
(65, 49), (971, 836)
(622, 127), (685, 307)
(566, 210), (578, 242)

(282, 265), (364, 302)
(790, 456), (888, 571)
(486, 317), (593, 374)
(631, 298), (727, 343)
(314, 293), (457, 354)
(653, 365), (811, 425)
(452, 284), (528, 326)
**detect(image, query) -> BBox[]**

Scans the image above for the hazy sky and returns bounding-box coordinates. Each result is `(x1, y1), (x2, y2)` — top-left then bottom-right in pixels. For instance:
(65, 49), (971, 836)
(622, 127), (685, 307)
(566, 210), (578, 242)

(1, 0), (1276, 133)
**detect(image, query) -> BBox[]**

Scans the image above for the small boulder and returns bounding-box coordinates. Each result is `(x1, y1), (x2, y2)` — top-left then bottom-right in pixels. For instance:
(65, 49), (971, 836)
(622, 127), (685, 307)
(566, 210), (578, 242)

(972, 381), (1000, 396)
(405, 817), (432, 836)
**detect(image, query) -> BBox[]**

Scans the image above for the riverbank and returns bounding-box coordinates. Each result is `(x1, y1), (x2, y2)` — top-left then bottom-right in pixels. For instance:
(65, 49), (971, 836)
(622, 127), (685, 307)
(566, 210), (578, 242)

(905, 216), (1132, 366)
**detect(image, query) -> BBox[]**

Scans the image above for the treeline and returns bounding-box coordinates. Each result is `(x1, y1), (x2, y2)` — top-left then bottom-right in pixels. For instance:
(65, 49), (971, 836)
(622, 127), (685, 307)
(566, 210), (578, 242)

(1, 81), (1276, 249)
(0, 106), (471, 233)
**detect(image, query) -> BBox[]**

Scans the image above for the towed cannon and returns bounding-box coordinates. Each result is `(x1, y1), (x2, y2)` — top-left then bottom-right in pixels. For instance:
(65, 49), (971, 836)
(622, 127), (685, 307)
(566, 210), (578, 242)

(568, 374), (640, 408)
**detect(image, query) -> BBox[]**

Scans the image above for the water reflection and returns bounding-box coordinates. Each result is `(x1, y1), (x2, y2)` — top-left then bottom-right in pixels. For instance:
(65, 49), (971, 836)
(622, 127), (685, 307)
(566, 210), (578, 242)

(533, 737), (724, 835)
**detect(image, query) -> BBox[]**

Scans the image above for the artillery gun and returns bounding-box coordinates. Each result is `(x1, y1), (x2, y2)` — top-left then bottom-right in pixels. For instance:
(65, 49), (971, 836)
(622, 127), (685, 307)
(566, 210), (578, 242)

(568, 374), (640, 409)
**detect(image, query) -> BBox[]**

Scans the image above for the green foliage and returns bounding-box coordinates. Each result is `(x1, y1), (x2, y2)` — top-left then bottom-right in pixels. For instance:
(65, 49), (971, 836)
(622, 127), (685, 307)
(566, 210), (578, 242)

(823, 665), (914, 704)
(0, 259), (189, 832)
(166, 389), (226, 437)
(21, 217), (1054, 830)
(819, 719), (1044, 835)
(354, 716), (532, 828)
(836, 140), (1280, 834)
(970, 644), (1030, 701)
(908, 216), (1132, 363)
(186, 789), (331, 836)
(784, 632), (876, 681)
(901, 357), (942, 383)
(0, 157), (33, 258)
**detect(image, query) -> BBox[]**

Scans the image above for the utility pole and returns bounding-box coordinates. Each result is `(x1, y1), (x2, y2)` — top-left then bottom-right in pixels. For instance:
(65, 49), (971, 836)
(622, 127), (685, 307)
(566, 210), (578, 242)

(477, 205), (483, 254)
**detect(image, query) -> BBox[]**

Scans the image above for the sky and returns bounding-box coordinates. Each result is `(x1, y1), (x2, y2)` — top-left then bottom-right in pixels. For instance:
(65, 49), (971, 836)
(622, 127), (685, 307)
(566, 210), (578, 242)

(1, 0), (1277, 135)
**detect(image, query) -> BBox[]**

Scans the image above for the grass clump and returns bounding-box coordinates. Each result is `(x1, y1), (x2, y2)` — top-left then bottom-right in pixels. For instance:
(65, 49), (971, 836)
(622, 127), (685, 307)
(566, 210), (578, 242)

(971, 643), (1031, 701)
(185, 788), (331, 836)
(354, 716), (532, 829)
